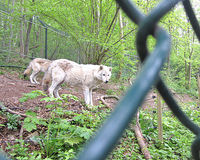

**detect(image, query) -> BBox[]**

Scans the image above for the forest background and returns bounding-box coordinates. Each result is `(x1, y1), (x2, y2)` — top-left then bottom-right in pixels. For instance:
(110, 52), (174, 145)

(0, 0), (199, 95)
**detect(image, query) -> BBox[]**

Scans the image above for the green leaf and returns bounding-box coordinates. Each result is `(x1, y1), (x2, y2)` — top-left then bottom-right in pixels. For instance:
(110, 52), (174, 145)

(23, 122), (37, 132)
(64, 137), (83, 146)
(25, 110), (37, 117)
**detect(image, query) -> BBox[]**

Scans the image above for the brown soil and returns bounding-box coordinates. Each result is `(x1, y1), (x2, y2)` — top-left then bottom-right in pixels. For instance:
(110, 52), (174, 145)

(0, 72), (120, 153)
(0, 72), (195, 155)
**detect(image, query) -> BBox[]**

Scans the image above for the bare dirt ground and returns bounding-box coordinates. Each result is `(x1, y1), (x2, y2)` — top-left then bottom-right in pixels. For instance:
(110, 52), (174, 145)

(0, 72), (121, 152)
(0, 71), (195, 154)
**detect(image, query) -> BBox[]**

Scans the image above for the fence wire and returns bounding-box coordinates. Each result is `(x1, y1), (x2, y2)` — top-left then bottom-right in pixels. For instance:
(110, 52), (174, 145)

(77, 0), (200, 160)
(0, 11), (78, 66)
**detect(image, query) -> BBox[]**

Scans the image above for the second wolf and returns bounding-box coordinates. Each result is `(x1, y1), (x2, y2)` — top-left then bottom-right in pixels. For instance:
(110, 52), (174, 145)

(42, 59), (112, 105)
(24, 58), (51, 84)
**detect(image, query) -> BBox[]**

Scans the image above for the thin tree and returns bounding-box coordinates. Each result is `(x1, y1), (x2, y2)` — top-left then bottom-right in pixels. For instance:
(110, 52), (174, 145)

(24, 0), (35, 56)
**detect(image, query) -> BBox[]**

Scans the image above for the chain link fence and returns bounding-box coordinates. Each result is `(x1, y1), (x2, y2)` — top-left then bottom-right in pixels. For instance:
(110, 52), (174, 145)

(0, 9), (80, 68)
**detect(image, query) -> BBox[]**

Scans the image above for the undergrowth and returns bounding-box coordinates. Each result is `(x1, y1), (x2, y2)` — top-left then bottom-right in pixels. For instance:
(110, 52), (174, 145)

(0, 90), (199, 160)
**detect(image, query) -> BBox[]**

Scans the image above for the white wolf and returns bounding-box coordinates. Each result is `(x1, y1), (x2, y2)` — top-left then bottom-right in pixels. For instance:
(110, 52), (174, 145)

(42, 59), (112, 105)
(24, 58), (51, 84)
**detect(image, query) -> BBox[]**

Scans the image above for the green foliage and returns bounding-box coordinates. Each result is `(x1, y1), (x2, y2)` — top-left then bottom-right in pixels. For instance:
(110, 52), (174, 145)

(6, 139), (29, 160)
(23, 110), (47, 132)
(138, 102), (200, 159)
(5, 87), (200, 160)
(19, 90), (47, 103)
(12, 91), (108, 159)
(6, 113), (20, 130)
(61, 94), (79, 102)
(0, 108), (21, 130)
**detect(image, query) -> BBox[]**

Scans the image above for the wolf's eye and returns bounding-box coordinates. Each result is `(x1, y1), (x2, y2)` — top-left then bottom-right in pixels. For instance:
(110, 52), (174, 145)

(103, 74), (106, 76)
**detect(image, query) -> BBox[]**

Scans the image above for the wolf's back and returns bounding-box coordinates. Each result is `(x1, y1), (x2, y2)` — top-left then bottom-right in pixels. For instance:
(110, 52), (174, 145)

(42, 66), (52, 91)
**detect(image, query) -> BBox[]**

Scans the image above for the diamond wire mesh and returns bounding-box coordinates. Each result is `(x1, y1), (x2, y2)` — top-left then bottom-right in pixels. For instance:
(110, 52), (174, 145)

(77, 0), (200, 159)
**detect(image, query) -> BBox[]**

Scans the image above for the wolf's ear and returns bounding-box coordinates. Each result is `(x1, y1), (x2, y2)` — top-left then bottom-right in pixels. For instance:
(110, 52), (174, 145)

(99, 65), (103, 70)
(109, 67), (112, 72)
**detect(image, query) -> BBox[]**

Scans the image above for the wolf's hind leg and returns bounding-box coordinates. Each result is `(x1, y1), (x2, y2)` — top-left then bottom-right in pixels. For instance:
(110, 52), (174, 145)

(49, 81), (60, 98)
(49, 67), (65, 98)
(33, 72), (40, 84)
(30, 70), (39, 84)
(29, 73), (35, 84)
(53, 82), (63, 98)
(49, 78), (64, 98)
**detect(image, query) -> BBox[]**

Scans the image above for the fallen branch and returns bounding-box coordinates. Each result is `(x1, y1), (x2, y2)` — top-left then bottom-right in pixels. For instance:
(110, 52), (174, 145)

(100, 95), (119, 107)
(0, 103), (42, 119)
(132, 111), (152, 159)
(0, 104), (27, 117)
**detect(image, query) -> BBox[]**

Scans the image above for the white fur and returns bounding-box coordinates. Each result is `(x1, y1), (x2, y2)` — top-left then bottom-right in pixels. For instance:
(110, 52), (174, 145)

(43, 59), (112, 105)
(24, 58), (51, 84)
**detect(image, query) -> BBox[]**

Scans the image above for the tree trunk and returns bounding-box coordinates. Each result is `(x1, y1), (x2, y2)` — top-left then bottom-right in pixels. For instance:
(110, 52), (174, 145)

(24, 0), (35, 56)
(167, 20), (172, 75)
(116, 6), (123, 79)
(24, 17), (33, 56)
(7, 0), (15, 62)
(19, 0), (24, 57)
(187, 33), (194, 89)
(39, 26), (44, 56)
(157, 92), (163, 142)
(197, 73), (200, 102)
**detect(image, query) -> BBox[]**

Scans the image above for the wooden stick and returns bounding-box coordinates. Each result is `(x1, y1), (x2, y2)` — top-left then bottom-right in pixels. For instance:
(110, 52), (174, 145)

(100, 95), (119, 107)
(133, 125), (152, 159)
(132, 111), (152, 159)
(0, 104), (42, 119)
(0, 104), (27, 117)
(157, 92), (163, 142)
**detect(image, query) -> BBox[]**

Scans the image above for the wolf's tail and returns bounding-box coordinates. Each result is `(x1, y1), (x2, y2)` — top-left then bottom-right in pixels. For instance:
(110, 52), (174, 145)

(42, 67), (52, 91)
(23, 63), (32, 78)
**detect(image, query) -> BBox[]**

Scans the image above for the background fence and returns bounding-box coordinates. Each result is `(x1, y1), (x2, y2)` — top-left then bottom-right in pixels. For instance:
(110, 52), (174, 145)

(0, 9), (80, 67)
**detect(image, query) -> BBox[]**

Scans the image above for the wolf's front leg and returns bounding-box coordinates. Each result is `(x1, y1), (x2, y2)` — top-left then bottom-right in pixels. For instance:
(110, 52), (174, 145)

(48, 86), (55, 98)
(89, 88), (93, 106)
(83, 87), (90, 105)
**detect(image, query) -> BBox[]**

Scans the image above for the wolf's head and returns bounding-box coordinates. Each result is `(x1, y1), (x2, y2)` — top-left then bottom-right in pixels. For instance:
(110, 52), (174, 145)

(96, 65), (112, 83)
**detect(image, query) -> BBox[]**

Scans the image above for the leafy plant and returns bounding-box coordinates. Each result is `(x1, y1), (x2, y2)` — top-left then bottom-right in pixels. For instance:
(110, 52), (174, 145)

(19, 90), (47, 103)
(6, 139), (29, 159)
(6, 113), (21, 130)
(0, 103), (21, 130)
(23, 110), (46, 132)
(61, 94), (79, 102)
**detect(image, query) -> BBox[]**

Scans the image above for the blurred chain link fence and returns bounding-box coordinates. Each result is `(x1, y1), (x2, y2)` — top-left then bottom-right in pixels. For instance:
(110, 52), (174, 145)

(0, 8), (79, 67)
